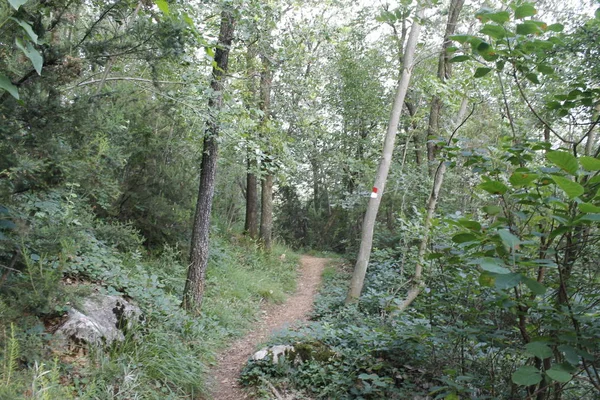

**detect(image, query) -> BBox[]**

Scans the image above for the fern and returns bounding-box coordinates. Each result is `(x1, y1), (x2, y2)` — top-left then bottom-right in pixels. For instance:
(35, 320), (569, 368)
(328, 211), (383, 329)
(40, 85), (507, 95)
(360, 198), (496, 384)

(1, 323), (19, 386)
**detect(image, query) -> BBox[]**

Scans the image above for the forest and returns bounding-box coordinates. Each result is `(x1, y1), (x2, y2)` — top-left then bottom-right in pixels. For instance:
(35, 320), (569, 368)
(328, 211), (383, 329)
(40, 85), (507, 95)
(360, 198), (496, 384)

(1, 0), (599, 398)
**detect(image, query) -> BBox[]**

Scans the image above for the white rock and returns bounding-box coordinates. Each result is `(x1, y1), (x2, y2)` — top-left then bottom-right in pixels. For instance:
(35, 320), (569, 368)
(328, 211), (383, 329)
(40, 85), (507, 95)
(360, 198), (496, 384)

(270, 345), (294, 364)
(251, 349), (269, 361)
(54, 294), (142, 347)
(251, 345), (295, 364)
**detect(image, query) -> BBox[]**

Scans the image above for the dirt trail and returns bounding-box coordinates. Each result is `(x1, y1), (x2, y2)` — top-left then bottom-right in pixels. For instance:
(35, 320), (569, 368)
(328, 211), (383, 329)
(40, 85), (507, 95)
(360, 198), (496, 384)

(207, 255), (328, 400)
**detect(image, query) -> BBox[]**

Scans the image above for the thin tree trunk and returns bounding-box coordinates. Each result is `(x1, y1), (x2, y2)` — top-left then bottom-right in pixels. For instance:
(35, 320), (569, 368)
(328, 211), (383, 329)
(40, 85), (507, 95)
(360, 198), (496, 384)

(182, 11), (235, 314)
(259, 55), (274, 251)
(260, 173), (274, 251)
(245, 157), (259, 238)
(426, 0), (465, 176)
(394, 97), (469, 313)
(405, 101), (423, 166)
(345, 8), (424, 303)
(426, 97), (442, 175)
(244, 45), (259, 238)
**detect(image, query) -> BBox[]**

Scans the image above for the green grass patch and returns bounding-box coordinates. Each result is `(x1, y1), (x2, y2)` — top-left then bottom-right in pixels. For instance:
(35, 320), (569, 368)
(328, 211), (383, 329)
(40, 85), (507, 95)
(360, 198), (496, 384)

(0, 229), (301, 399)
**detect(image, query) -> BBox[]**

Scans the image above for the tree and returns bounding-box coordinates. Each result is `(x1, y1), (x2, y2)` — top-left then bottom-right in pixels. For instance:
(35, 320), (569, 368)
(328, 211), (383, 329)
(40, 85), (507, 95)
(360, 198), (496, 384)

(426, 0), (465, 176)
(258, 55), (274, 251)
(243, 44), (260, 239)
(183, 9), (236, 313)
(394, 0), (466, 311)
(346, 6), (424, 303)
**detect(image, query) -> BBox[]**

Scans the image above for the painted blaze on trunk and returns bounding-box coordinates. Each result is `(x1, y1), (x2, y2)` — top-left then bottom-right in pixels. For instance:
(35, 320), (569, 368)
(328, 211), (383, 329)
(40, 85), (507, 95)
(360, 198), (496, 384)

(182, 11), (236, 314)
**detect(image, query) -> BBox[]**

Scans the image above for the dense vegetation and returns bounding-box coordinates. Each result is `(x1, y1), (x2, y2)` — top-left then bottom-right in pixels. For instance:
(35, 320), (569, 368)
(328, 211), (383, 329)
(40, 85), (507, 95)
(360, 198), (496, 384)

(1, 0), (599, 398)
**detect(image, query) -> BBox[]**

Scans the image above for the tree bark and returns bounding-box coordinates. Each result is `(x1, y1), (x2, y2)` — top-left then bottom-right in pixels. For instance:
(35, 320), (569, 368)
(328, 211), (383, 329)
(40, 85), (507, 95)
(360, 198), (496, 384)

(245, 158), (259, 238)
(345, 7), (424, 303)
(244, 46), (259, 238)
(259, 55), (274, 251)
(426, 0), (465, 176)
(405, 100), (423, 166)
(260, 172), (274, 251)
(182, 10), (235, 314)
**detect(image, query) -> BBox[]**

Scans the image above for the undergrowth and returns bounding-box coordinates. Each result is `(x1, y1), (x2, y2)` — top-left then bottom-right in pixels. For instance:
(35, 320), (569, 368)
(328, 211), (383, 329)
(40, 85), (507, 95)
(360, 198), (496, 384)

(242, 246), (599, 399)
(0, 192), (300, 399)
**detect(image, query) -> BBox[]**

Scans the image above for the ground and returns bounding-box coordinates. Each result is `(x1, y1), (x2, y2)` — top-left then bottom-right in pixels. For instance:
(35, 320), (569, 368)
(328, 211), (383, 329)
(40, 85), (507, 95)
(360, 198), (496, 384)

(207, 255), (328, 400)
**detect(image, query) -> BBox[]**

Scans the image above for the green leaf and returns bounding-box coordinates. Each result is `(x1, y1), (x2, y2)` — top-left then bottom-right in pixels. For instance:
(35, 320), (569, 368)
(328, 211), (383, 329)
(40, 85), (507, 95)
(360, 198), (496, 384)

(551, 176), (584, 199)
(458, 219), (481, 231)
(182, 13), (194, 27)
(495, 273), (522, 289)
(537, 64), (554, 75)
(449, 34), (473, 44)
(526, 342), (553, 359)
(483, 205), (502, 215)
(478, 272), (495, 287)
(578, 203), (600, 213)
(525, 73), (540, 84)
(0, 74), (19, 99)
(512, 366), (542, 386)
(546, 366), (572, 383)
(580, 214), (600, 221)
(452, 232), (478, 243)
(579, 156), (600, 171)
(479, 180), (508, 195)
(498, 229), (520, 251)
(547, 23), (564, 32)
(523, 277), (546, 295)
(8, 0), (27, 10)
(558, 345), (579, 365)
(509, 171), (538, 186)
(515, 4), (536, 19)
(474, 67), (492, 78)
(546, 151), (578, 175)
(489, 11), (510, 24)
(476, 41), (491, 52)
(476, 257), (511, 274)
(11, 18), (39, 44)
(476, 9), (511, 24)
(15, 38), (43, 75)
(154, 0), (170, 15)
(596, 7), (600, 20)
(448, 55), (470, 63)
(480, 24), (506, 39)
(0, 220), (16, 230)
(516, 22), (542, 35)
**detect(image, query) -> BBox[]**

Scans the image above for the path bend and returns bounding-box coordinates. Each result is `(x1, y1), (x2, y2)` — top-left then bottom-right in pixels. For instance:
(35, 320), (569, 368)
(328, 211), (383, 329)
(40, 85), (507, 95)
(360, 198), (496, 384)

(207, 255), (328, 400)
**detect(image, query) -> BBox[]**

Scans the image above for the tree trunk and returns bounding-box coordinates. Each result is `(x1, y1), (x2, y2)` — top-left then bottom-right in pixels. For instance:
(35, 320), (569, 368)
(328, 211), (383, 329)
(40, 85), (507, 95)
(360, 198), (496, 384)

(259, 55), (274, 251)
(426, 0), (465, 176)
(394, 97), (469, 313)
(260, 172), (274, 251)
(405, 100), (423, 166)
(182, 10), (235, 314)
(245, 156), (259, 238)
(244, 45), (259, 238)
(345, 7), (424, 303)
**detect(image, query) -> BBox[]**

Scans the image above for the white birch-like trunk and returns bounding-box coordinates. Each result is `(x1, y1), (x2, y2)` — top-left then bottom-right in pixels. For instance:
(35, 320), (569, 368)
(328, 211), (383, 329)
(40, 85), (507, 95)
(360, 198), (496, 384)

(345, 7), (424, 303)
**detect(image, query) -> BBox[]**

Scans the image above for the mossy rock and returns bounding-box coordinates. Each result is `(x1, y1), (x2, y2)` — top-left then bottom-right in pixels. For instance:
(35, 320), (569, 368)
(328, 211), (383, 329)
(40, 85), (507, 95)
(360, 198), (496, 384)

(293, 341), (335, 362)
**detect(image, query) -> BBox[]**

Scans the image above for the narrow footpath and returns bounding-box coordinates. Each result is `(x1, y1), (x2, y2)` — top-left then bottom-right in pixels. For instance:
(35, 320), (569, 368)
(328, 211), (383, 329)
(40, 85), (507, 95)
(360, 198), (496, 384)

(207, 255), (328, 400)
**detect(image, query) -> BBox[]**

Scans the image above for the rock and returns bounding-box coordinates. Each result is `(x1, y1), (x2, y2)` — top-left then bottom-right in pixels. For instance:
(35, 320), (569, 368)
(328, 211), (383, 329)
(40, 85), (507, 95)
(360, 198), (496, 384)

(251, 345), (295, 364)
(54, 294), (142, 347)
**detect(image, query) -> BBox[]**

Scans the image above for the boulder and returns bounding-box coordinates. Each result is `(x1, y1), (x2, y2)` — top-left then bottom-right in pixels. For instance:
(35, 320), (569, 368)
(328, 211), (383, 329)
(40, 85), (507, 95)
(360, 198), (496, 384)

(54, 294), (142, 347)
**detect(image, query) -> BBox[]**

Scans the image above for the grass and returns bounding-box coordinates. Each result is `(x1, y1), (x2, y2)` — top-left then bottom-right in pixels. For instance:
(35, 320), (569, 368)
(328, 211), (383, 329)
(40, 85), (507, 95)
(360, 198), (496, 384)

(0, 234), (301, 399)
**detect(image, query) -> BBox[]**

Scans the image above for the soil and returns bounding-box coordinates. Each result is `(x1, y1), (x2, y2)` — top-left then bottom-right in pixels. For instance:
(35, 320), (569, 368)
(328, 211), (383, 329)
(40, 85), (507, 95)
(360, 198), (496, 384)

(206, 255), (328, 400)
